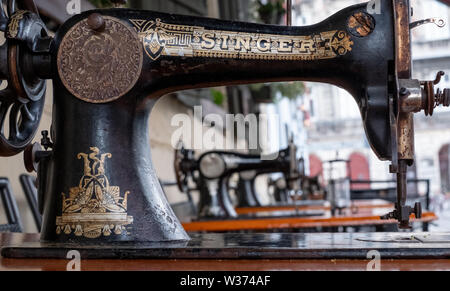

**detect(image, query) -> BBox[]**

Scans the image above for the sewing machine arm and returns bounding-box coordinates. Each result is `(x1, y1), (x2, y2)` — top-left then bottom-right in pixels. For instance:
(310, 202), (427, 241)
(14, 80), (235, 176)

(50, 4), (395, 161)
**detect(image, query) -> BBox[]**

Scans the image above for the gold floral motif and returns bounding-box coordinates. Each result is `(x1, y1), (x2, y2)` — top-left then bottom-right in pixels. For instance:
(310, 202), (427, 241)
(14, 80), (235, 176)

(330, 31), (354, 56)
(56, 147), (133, 239)
(130, 18), (354, 61)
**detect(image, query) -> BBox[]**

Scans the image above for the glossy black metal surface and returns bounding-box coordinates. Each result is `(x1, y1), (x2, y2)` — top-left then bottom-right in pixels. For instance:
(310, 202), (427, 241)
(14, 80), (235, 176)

(39, 94), (189, 242)
(0, 0), (49, 156)
(4, 232), (450, 259)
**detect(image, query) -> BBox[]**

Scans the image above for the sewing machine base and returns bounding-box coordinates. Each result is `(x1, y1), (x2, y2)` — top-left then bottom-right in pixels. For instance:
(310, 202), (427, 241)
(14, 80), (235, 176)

(3, 233), (450, 260)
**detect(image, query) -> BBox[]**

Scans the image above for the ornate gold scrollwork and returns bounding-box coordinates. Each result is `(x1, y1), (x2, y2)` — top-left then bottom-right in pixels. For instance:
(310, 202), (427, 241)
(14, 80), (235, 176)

(130, 18), (354, 61)
(56, 147), (133, 239)
(57, 16), (143, 104)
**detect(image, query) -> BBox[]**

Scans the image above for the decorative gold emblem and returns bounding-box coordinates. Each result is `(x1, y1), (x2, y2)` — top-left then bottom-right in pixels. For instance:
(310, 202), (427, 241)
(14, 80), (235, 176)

(57, 16), (143, 104)
(130, 18), (354, 61)
(56, 147), (133, 239)
(7, 10), (27, 38)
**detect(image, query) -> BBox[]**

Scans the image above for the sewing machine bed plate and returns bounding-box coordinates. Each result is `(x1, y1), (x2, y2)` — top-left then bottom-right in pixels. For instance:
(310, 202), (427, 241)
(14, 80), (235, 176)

(3, 233), (450, 260)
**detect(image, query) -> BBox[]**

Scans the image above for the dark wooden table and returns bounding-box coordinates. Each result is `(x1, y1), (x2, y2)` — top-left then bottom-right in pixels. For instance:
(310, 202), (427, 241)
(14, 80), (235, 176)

(2, 233), (450, 271)
(235, 199), (394, 215)
(183, 199), (437, 232)
(3, 256), (450, 271)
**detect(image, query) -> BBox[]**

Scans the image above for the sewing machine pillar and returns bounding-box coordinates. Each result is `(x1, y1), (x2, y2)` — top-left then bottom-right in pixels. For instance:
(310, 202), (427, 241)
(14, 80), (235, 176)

(237, 178), (262, 208)
(39, 84), (189, 242)
(197, 177), (237, 218)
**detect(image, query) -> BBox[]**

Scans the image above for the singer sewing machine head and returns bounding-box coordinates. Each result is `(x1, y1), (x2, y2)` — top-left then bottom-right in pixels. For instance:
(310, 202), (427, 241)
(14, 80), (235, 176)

(174, 141), (303, 219)
(0, 0), (448, 243)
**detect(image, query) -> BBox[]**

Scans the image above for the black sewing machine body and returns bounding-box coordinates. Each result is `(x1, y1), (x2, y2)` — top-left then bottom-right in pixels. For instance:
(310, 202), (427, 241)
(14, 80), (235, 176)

(0, 0), (444, 245)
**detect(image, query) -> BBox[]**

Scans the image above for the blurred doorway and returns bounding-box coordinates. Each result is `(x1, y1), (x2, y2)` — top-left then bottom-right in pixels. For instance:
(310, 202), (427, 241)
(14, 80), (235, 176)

(309, 154), (323, 178)
(348, 152), (370, 190)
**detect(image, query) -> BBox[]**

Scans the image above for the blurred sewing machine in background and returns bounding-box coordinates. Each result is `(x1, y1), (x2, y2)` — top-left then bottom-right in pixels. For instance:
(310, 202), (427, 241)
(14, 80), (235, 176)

(173, 140), (327, 221)
(172, 144), (435, 233)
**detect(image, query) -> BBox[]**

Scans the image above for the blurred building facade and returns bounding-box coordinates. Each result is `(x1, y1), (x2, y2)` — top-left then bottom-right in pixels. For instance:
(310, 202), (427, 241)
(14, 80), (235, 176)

(301, 0), (450, 196)
(411, 0), (450, 195)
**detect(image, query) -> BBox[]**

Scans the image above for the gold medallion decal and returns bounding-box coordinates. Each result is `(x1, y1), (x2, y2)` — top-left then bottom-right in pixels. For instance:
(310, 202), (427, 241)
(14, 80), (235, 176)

(130, 18), (354, 61)
(56, 147), (133, 239)
(57, 16), (143, 104)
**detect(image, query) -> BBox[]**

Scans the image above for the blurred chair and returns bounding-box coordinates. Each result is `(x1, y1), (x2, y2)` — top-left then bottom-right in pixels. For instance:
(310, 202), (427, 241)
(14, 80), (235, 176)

(19, 174), (42, 231)
(0, 178), (23, 233)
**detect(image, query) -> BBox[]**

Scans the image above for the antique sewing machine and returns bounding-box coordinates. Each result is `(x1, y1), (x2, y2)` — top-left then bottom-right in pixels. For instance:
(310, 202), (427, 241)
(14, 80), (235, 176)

(0, 0), (449, 258)
(174, 141), (323, 220)
(175, 142), (327, 215)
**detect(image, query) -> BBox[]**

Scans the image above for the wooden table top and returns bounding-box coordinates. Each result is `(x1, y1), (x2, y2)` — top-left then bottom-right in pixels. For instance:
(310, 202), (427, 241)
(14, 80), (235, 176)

(3, 257), (450, 271)
(1, 233), (450, 271)
(182, 212), (436, 232)
(235, 199), (394, 215)
(183, 199), (437, 232)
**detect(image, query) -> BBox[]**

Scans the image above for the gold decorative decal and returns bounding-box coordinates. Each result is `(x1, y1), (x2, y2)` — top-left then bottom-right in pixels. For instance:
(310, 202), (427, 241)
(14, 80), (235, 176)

(130, 18), (353, 61)
(7, 10), (27, 38)
(56, 147), (133, 239)
(57, 16), (143, 104)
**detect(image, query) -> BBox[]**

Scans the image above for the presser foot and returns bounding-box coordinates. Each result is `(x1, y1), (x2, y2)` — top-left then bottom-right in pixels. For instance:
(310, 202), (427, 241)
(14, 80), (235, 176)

(380, 202), (422, 229)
